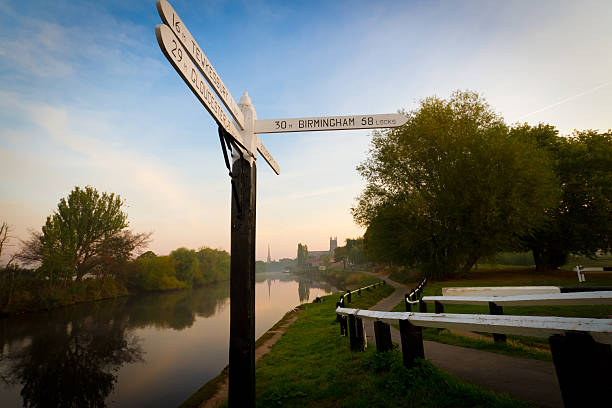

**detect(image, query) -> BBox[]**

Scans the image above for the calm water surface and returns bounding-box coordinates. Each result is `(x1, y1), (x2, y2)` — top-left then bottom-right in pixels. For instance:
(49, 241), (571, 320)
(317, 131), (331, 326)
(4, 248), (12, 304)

(0, 272), (334, 407)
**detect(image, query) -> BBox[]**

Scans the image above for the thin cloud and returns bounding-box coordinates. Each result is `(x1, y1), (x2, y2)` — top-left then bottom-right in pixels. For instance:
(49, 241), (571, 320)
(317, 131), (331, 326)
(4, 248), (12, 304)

(517, 81), (612, 120)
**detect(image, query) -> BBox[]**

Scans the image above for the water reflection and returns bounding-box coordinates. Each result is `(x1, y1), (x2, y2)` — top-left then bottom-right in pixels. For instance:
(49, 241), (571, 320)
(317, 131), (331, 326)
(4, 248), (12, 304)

(298, 280), (310, 302)
(0, 274), (333, 407)
(1, 304), (142, 408)
(0, 284), (230, 408)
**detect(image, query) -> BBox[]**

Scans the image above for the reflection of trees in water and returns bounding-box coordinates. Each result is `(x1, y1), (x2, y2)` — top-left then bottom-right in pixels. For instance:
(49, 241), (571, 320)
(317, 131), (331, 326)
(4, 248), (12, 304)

(0, 305), (142, 408)
(123, 281), (230, 330)
(0, 281), (231, 407)
(298, 280), (310, 302)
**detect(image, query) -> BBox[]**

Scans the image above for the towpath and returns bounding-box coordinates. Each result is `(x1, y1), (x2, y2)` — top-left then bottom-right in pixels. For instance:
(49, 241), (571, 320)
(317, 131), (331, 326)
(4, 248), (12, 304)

(361, 271), (563, 408)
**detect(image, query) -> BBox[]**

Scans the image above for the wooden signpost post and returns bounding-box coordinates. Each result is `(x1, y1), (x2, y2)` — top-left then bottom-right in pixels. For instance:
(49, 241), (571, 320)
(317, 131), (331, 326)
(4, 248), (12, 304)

(154, 1), (407, 405)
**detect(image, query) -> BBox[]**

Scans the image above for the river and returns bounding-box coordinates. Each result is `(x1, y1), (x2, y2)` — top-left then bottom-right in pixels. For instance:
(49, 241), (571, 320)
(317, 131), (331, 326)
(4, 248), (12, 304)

(0, 272), (335, 407)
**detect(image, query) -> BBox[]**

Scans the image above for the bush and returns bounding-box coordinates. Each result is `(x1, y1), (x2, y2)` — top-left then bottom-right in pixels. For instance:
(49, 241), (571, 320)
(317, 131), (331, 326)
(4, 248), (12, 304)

(125, 256), (186, 292)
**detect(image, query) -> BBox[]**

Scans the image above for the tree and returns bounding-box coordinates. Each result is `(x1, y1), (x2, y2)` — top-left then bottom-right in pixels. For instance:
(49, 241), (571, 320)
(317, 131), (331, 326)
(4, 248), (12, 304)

(21, 186), (149, 284)
(196, 247), (230, 283)
(354, 91), (558, 278)
(126, 255), (184, 291)
(514, 126), (612, 269)
(0, 221), (12, 260)
(170, 247), (201, 286)
(297, 243), (309, 267)
(334, 246), (348, 269)
(321, 254), (331, 267)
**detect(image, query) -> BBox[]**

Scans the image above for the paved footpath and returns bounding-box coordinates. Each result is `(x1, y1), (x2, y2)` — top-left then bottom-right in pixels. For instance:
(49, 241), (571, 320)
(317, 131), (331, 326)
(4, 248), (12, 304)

(360, 272), (563, 408)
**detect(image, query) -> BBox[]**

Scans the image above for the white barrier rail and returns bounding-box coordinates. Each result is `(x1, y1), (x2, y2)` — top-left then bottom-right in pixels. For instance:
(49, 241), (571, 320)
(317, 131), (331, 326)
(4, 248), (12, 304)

(442, 286), (560, 297)
(421, 291), (612, 307)
(334, 306), (612, 407)
(576, 265), (612, 283)
(335, 308), (612, 345)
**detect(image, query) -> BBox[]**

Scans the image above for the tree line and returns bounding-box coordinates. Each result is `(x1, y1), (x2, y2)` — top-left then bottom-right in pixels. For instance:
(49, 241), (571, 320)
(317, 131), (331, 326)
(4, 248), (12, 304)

(0, 186), (230, 314)
(353, 91), (612, 279)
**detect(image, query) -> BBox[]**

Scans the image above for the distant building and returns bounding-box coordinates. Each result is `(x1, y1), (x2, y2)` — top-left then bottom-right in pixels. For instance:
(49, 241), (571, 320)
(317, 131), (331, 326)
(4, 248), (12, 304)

(307, 236), (338, 267)
(329, 236), (337, 253)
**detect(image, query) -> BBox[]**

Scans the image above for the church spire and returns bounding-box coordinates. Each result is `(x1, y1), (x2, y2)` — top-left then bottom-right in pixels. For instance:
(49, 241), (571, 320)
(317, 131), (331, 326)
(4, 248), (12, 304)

(267, 244), (271, 263)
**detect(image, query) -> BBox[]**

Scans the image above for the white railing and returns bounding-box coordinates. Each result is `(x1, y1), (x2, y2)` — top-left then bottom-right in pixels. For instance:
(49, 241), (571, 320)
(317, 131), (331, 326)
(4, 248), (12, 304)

(421, 291), (612, 307)
(335, 308), (612, 344)
(442, 286), (560, 296)
(403, 278), (427, 311)
(575, 265), (612, 283)
(334, 280), (385, 336)
(335, 306), (612, 408)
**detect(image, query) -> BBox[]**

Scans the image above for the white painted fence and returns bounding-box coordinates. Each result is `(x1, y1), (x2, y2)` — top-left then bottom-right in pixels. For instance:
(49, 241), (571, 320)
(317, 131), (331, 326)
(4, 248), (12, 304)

(421, 291), (612, 307)
(575, 265), (612, 283)
(441, 286), (560, 297)
(335, 308), (612, 345)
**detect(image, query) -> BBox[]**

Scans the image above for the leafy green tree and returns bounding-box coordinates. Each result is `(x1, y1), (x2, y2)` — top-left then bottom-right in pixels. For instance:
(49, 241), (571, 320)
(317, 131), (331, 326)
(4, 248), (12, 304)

(354, 91), (558, 278)
(126, 255), (185, 291)
(196, 246), (230, 283)
(256, 260), (267, 273)
(321, 254), (331, 267)
(514, 126), (612, 269)
(346, 238), (365, 265)
(334, 246), (348, 269)
(138, 251), (157, 259)
(170, 247), (201, 286)
(297, 243), (309, 267)
(20, 186), (149, 285)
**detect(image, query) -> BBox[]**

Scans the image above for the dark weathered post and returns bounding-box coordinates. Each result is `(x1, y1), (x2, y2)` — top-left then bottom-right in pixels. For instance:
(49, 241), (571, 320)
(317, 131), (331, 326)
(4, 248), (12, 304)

(419, 299), (427, 313)
(356, 317), (365, 347)
(347, 290), (352, 303)
(399, 319), (424, 368)
(228, 158), (257, 407)
(348, 314), (364, 351)
(405, 294), (411, 312)
(488, 301), (507, 343)
(374, 321), (393, 352)
(348, 315), (365, 351)
(434, 301), (444, 314)
(549, 332), (612, 407)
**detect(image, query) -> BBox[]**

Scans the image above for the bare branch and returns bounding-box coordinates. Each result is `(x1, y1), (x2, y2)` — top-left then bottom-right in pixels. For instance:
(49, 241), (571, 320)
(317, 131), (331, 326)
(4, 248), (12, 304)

(15, 231), (43, 267)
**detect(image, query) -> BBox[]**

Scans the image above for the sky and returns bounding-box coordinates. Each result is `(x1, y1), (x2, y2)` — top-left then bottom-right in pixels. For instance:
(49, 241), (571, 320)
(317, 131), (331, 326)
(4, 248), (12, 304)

(1, 0), (611, 262)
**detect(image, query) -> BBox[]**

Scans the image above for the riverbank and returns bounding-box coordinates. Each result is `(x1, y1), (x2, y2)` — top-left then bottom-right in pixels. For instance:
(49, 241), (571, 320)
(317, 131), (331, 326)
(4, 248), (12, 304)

(186, 275), (530, 408)
(0, 276), (229, 317)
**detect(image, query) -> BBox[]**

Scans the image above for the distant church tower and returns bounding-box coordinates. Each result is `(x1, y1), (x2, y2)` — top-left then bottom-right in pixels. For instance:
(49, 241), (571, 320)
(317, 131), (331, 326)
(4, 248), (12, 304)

(267, 244), (272, 263)
(329, 236), (338, 254)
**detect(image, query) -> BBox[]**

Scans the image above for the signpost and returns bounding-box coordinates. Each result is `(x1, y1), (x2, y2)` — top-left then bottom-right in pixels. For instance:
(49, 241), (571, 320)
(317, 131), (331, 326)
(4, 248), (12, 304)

(155, 24), (245, 148)
(157, 0), (245, 129)
(255, 113), (408, 134)
(154, 1), (407, 406)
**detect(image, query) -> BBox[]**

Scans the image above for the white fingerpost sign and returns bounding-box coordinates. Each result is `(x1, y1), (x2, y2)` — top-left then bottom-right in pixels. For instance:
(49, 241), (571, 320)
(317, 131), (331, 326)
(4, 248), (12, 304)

(157, 0), (245, 130)
(255, 113), (408, 134)
(154, 1), (409, 406)
(155, 24), (246, 148)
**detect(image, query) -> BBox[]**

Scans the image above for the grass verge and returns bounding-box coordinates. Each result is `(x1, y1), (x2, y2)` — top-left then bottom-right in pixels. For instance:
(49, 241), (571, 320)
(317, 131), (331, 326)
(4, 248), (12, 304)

(255, 285), (531, 407)
(181, 271), (385, 407)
